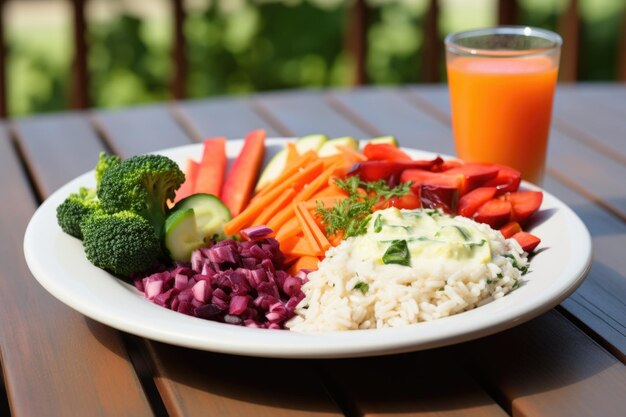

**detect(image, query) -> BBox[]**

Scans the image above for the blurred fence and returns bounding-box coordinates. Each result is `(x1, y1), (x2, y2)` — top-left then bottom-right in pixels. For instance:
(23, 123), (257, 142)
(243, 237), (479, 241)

(1, 0), (625, 118)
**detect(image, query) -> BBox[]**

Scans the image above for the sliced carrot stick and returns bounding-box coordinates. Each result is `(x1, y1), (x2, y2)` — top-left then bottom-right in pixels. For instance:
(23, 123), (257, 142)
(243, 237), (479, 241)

(274, 216), (301, 243)
(284, 142), (300, 167)
(266, 205), (294, 233)
(294, 162), (340, 203)
(310, 182), (347, 200)
(223, 160), (324, 236)
(318, 154), (344, 169)
(195, 137), (227, 197)
(337, 144), (367, 162)
(288, 255), (319, 275)
(294, 203), (322, 254)
(328, 230), (344, 247)
(297, 203), (330, 252)
(302, 195), (346, 210)
(253, 150), (317, 200)
(280, 235), (320, 257)
(253, 188), (296, 227)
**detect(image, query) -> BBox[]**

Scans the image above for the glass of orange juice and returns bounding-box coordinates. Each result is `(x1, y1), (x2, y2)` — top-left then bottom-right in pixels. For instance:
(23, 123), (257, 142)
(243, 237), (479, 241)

(445, 26), (562, 184)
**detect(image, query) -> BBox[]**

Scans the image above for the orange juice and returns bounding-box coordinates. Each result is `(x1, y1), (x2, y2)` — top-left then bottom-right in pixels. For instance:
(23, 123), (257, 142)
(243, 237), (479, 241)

(447, 55), (558, 184)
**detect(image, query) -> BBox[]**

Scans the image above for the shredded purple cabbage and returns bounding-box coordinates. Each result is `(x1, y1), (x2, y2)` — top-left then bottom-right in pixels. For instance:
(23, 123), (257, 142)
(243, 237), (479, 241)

(135, 238), (307, 329)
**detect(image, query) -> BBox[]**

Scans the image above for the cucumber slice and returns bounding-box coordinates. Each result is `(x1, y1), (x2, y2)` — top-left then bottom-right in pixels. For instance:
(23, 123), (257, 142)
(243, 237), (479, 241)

(255, 134), (328, 191)
(366, 136), (398, 147)
(173, 193), (231, 241)
(164, 208), (205, 261)
(317, 136), (359, 157)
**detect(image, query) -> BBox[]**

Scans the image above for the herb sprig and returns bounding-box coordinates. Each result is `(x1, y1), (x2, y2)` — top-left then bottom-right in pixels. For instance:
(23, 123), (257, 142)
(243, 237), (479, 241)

(314, 176), (411, 238)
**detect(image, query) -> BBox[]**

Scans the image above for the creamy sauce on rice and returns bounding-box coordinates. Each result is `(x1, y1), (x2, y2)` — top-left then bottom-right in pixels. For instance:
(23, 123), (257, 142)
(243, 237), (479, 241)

(286, 208), (528, 332)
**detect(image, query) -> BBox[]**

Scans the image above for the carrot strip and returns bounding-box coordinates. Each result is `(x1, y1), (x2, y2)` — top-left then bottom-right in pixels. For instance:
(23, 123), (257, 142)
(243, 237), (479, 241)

(337, 144), (367, 162)
(297, 203), (330, 252)
(294, 162), (340, 203)
(310, 183), (347, 200)
(318, 154), (344, 169)
(266, 205), (294, 233)
(274, 216), (301, 243)
(254, 150), (317, 199)
(294, 203), (321, 254)
(302, 196), (346, 210)
(223, 160), (324, 236)
(328, 230), (344, 247)
(284, 142), (301, 167)
(253, 188), (296, 227)
(288, 255), (319, 275)
(195, 137), (227, 197)
(280, 235), (320, 257)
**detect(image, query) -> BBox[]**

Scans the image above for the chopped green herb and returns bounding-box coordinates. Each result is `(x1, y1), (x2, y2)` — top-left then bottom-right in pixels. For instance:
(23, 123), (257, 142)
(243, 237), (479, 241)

(382, 239), (411, 266)
(353, 281), (369, 294)
(315, 175), (411, 238)
(512, 280), (520, 289)
(466, 239), (487, 248)
(497, 273), (504, 279)
(503, 253), (528, 274)
(453, 225), (471, 241)
(438, 286), (445, 291)
(373, 214), (383, 233)
(486, 279), (494, 284)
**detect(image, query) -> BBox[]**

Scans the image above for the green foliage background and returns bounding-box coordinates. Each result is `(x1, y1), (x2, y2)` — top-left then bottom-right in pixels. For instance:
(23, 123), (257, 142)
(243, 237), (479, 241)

(6, 0), (626, 116)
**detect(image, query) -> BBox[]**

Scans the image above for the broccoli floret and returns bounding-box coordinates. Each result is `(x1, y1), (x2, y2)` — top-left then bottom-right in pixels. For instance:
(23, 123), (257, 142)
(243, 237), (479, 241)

(95, 152), (121, 186)
(81, 210), (163, 277)
(56, 187), (101, 239)
(97, 154), (185, 236)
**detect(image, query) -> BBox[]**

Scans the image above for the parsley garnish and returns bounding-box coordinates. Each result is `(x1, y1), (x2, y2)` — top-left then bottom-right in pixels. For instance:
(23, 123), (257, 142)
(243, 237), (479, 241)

(314, 176), (411, 238)
(353, 281), (369, 294)
(503, 254), (529, 275)
(373, 214), (383, 233)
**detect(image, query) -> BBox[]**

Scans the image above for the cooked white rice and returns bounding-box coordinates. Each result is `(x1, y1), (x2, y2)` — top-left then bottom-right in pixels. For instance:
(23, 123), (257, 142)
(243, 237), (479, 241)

(286, 211), (528, 332)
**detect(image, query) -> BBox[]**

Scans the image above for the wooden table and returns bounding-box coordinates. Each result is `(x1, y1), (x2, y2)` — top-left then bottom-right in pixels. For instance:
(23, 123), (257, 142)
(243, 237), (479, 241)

(1, 84), (625, 417)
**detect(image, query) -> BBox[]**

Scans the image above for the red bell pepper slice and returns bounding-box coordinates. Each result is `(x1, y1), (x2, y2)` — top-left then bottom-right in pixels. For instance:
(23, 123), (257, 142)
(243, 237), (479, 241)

(362, 143), (412, 161)
(499, 221), (523, 239)
(457, 186), (497, 218)
(512, 231), (541, 252)
(482, 165), (522, 195)
(505, 191), (543, 224)
(347, 157), (443, 182)
(474, 199), (512, 229)
(444, 163), (500, 194)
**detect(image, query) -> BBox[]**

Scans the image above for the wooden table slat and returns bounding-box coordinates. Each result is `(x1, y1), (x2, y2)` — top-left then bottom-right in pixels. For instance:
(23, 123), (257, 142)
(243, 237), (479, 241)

(175, 97), (283, 140)
(93, 105), (193, 158)
(145, 343), (342, 417)
(322, 350), (508, 417)
(13, 113), (108, 196)
(329, 87), (456, 155)
(0, 128), (153, 417)
(553, 84), (626, 164)
(254, 90), (371, 138)
(461, 311), (626, 417)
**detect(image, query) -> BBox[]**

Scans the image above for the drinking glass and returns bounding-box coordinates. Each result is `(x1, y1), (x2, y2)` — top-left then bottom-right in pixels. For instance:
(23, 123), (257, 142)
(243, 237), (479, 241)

(445, 26), (562, 184)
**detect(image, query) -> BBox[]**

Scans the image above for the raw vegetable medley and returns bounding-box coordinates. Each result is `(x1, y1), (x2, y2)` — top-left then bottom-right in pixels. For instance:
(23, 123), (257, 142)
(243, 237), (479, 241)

(56, 130), (543, 330)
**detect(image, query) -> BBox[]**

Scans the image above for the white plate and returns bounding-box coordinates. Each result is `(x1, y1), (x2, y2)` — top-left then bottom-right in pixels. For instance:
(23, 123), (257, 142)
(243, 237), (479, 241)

(24, 138), (592, 358)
